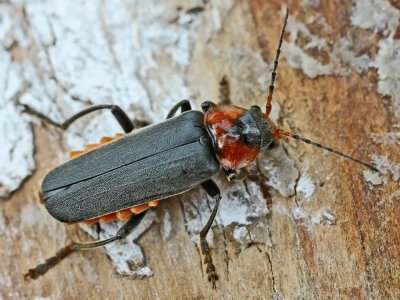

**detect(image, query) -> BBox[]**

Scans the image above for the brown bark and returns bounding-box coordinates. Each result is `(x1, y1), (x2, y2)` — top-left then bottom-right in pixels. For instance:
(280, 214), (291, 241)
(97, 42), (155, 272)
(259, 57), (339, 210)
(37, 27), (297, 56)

(1, 0), (399, 299)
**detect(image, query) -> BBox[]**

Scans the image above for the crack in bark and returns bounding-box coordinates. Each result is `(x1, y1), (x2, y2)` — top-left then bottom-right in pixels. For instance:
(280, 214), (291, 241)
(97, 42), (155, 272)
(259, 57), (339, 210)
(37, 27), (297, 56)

(179, 192), (208, 279)
(293, 170), (301, 209)
(247, 162), (275, 246)
(40, 33), (93, 107)
(350, 189), (377, 300)
(178, 197), (188, 232)
(135, 73), (156, 116)
(21, 103), (70, 156)
(180, 196), (204, 278)
(20, 2), (91, 159)
(193, 239), (204, 278)
(98, 5), (122, 72)
(242, 179), (252, 207)
(22, 6), (60, 103)
(265, 250), (282, 300)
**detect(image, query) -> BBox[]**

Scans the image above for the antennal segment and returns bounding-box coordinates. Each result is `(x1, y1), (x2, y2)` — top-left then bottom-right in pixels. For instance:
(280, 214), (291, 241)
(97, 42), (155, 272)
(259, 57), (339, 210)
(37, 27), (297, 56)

(265, 8), (289, 118)
(273, 129), (379, 172)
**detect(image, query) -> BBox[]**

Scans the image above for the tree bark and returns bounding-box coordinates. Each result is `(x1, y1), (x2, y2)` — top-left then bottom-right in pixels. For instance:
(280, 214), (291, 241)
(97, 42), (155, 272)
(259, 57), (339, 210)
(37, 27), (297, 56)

(1, 0), (399, 299)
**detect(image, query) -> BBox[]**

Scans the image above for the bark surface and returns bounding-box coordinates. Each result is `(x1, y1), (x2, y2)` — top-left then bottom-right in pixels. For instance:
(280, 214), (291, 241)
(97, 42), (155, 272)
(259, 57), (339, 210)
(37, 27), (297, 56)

(0, 0), (399, 299)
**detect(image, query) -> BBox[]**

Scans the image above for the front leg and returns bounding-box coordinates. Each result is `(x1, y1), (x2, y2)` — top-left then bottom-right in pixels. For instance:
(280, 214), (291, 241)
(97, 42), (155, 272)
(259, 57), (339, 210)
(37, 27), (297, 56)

(200, 179), (222, 288)
(224, 169), (248, 182)
(166, 100), (192, 119)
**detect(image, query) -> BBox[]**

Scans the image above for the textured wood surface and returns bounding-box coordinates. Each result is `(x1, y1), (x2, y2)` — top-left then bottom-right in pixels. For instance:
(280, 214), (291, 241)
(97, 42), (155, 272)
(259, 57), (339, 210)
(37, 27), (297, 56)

(1, 0), (399, 299)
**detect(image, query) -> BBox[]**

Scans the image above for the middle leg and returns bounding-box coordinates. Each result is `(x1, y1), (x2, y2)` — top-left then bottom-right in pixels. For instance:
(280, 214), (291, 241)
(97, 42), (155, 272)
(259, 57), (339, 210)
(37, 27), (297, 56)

(166, 100), (192, 119)
(200, 179), (222, 288)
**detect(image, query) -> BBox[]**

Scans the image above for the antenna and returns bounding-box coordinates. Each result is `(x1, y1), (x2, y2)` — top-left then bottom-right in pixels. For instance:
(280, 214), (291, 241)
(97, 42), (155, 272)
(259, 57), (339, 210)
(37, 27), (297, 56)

(265, 8), (289, 118)
(273, 129), (379, 172)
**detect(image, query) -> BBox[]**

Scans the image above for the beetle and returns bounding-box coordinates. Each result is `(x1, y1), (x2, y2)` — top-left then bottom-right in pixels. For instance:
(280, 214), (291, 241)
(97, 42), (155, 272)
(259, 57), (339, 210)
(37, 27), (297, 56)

(24, 9), (378, 287)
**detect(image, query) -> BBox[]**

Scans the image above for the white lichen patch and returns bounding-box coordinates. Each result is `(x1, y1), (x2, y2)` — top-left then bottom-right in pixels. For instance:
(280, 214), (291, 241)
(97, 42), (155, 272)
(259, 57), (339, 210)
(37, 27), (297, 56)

(217, 193), (250, 227)
(182, 155), (279, 246)
(0, 102), (34, 197)
(104, 241), (153, 278)
(161, 210), (172, 241)
(371, 155), (400, 181)
(363, 154), (400, 188)
(363, 170), (387, 185)
(233, 225), (248, 241)
(373, 39), (400, 119)
(258, 145), (299, 197)
(292, 206), (308, 221)
(284, 16), (332, 78)
(293, 206), (336, 228)
(330, 37), (374, 75)
(285, 15), (375, 78)
(351, 0), (400, 120)
(0, 45), (34, 197)
(182, 177), (270, 246)
(311, 207), (336, 225)
(182, 182), (250, 236)
(285, 2), (399, 82)
(351, 0), (400, 35)
(81, 210), (156, 278)
(296, 172), (316, 199)
(389, 190), (400, 202)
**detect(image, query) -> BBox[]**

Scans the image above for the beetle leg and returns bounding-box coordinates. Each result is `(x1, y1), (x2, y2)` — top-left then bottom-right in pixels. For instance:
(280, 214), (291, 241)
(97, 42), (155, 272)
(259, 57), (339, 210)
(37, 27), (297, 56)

(24, 211), (146, 280)
(166, 100), (192, 119)
(199, 179), (221, 289)
(201, 101), (217, 113)
(224, 169), (248, 182)
(23, 104), (135, 133)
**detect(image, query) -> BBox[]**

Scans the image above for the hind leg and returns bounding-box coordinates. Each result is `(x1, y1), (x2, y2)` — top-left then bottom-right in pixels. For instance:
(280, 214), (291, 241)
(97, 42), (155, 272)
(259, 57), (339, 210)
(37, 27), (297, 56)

(23, 104), (135, 133)
(25, 211), (147, 280)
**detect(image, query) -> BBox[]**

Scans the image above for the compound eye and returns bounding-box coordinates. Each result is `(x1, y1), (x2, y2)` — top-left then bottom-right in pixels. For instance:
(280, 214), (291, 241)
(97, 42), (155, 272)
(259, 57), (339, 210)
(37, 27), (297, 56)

(267, 141), (276, 150)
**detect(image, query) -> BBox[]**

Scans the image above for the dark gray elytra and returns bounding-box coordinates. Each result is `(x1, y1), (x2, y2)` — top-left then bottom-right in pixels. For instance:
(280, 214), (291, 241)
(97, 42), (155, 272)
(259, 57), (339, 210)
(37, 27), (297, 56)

(43, 111), (220, 223)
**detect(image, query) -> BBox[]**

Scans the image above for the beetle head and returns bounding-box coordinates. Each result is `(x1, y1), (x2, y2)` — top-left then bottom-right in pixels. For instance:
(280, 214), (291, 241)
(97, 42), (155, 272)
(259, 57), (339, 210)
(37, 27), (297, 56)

(202, 8), (378, 174)
(203, 104), (275, 170)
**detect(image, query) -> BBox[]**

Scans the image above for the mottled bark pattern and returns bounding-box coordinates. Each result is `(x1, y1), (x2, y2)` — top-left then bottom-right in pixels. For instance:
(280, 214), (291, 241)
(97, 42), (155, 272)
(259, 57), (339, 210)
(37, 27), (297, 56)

(1, 0), (399, 299)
